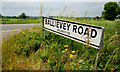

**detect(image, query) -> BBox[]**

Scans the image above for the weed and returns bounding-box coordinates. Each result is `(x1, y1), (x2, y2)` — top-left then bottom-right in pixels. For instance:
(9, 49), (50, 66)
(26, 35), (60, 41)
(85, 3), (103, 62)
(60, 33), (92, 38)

(2, 17), (119, 70)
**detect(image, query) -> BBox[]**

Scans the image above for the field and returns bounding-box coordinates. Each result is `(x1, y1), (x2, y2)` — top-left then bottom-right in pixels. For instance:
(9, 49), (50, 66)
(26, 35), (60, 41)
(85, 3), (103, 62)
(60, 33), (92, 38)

(2, 18), (42, 24)
(2, 17), (119, 70)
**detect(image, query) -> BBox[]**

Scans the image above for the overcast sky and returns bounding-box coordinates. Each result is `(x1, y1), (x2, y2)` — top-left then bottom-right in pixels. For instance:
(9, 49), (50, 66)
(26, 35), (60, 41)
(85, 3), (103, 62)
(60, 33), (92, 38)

(1, 0), (119, 2)
(1, 0), (119, 17)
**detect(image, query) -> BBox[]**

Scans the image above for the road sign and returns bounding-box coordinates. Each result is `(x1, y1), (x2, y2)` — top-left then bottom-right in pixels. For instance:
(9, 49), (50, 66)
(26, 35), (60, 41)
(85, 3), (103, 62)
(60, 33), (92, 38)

(43, 17), (105, 49)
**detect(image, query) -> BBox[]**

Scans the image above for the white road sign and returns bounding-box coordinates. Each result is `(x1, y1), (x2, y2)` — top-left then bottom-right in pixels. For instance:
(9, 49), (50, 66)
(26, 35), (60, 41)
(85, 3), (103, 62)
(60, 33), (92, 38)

(43, 17), (105, 49)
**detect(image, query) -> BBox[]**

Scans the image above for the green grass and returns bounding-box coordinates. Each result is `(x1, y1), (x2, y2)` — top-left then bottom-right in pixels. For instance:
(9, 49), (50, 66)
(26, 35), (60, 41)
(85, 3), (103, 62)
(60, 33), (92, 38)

(2, 18), (42, 24)
(2, 17), (119, 70)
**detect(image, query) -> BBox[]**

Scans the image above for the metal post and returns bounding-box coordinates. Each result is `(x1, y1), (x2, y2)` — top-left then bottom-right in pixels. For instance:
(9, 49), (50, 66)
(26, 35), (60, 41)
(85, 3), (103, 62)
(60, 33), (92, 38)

(42, 17), (45, 40)
(94, 49), (101, 70)
(94, 27), (105, 70)
(42, 29), (45, 40)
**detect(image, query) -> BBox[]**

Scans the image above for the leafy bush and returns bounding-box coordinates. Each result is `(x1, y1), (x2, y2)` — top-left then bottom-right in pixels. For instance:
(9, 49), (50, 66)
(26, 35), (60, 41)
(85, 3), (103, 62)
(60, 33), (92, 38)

(102, 2), (119, 20)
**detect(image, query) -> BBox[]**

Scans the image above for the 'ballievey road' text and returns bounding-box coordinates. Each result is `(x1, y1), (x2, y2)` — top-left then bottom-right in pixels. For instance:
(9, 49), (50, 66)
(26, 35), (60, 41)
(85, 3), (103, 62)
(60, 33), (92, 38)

(44, 19), (97, 38)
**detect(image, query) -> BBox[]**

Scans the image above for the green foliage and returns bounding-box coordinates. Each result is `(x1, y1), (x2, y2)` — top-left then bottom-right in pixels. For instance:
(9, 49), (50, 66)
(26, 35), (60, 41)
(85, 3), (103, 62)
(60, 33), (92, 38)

(0, 13), (2, 18)
(102, 2), (119, 20)
(2, 17), (119, 70)
(116, 7), (120, 15)
(2, 18), (42, 24)
(19, 13), (27, 19)
(95, 16), (100, 19)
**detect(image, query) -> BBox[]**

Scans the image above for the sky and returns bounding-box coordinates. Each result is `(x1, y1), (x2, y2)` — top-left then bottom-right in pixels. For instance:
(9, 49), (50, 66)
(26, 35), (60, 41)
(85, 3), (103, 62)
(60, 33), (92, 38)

(1, 0), (120, 17)
(1, 0), (120, 2)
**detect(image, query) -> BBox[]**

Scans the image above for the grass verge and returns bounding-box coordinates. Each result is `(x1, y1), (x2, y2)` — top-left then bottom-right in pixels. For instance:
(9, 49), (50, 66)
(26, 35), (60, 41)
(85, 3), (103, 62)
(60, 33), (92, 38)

(2, 17), (119, 70)
(2, 18), (42, 24)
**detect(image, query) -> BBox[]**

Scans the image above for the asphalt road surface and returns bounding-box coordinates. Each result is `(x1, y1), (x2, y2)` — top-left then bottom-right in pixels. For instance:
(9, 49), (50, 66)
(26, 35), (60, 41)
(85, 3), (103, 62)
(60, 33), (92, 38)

(0, 24), (41, 44)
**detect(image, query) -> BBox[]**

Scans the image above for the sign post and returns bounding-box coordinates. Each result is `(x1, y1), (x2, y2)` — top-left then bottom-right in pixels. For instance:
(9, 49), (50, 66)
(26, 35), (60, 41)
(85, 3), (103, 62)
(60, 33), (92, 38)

(95, 27), (105, 69)
(42, 17), (45, 40)
(42, 17), (105, 69)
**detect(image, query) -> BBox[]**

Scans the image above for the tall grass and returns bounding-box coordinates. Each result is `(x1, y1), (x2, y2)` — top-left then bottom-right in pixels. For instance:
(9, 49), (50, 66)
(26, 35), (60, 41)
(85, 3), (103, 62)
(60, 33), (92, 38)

(40, 4), (43, 17)
(59, 5), (67, 17)
(2, 17), (119, 70)
(2, 4), (119, 71)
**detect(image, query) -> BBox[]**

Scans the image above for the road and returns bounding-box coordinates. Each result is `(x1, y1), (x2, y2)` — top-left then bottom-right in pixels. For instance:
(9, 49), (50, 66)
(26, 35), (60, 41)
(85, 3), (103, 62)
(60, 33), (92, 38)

(0, 24), (41, 44)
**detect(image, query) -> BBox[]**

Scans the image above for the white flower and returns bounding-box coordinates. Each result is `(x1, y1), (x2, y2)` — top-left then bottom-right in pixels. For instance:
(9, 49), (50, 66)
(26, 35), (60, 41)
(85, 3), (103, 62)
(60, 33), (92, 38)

(73, 63), (76, 65)
(79, 66), (81, 69)
(91, 66), (93, 68)
(79, 60), (84, 63)
(83, 62), (85, 64)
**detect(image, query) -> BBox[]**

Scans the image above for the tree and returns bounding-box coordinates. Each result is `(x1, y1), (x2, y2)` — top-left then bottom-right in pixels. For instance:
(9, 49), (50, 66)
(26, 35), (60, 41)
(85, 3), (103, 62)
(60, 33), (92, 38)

(19, 13), (27, 19)
(0, 14), (2, 18)
(116, 6), (120, 15)
(102, 2), (119, 20)
(95, 16), (100, 19)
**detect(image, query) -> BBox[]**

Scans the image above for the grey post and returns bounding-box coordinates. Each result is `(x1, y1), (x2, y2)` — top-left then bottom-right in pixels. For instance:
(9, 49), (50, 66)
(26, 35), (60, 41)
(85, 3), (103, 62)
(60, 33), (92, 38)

(42, 17), (45, 40)
(94, 27), (105, 70)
